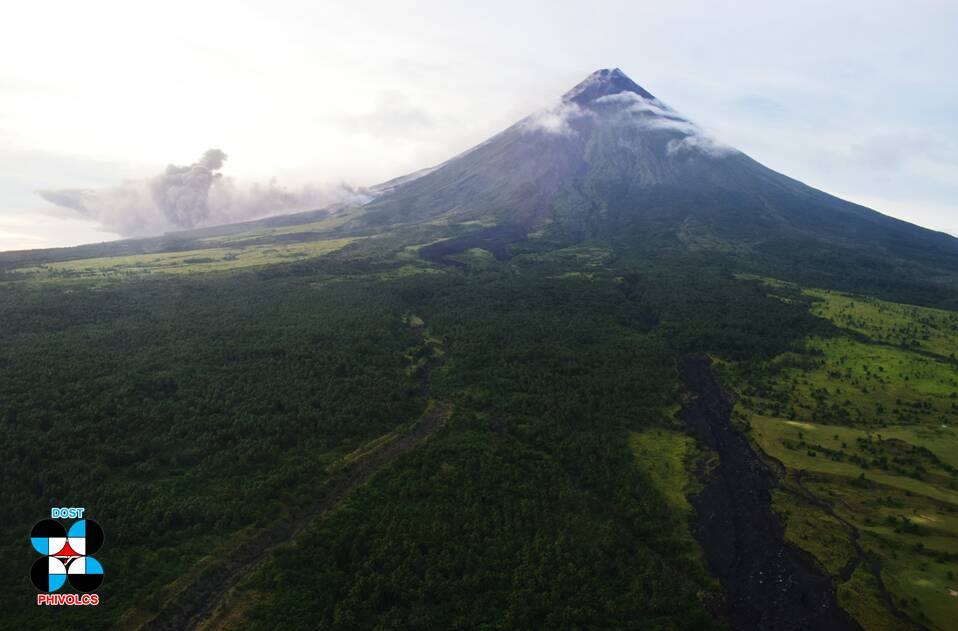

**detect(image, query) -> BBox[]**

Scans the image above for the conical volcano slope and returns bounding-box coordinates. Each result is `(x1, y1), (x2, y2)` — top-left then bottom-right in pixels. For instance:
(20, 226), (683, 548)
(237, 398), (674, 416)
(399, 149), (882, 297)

(360, 68), (958, 289)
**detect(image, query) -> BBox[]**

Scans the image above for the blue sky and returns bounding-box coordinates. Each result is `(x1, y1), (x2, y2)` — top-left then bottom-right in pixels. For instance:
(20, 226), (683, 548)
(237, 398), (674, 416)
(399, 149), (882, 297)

(1, 0), (956, 249)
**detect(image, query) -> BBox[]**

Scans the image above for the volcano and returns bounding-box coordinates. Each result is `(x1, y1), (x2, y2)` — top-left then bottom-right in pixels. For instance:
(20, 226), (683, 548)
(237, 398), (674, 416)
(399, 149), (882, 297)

(353, 68), (958, 303)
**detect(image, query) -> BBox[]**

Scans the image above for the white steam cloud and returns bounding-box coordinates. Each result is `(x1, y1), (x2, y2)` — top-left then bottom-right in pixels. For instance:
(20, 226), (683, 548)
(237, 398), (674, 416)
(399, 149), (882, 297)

(521, 101), (591, 137)
(594, 91), (678, 118)
(522, 90), (736, 157)
(37, 149), (366, 236)
(666, 134), (736, 158)
(597, 91), (737, 157)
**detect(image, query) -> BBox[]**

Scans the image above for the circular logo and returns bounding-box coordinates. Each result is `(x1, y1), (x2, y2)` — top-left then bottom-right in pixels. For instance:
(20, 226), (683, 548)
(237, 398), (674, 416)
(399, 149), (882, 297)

(30, 519), (104, 592)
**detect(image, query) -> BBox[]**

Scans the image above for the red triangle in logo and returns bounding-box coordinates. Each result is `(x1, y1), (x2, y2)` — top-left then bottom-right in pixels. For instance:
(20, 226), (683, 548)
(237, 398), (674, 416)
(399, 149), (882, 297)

(55, 540), (80, 557)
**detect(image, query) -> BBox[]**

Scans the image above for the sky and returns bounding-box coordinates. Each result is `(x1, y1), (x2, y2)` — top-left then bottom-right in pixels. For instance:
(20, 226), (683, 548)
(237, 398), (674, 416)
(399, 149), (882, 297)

(1, 0), (956, 251)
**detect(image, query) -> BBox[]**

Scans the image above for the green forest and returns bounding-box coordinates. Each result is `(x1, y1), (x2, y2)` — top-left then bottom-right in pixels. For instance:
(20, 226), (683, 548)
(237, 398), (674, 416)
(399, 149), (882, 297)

(1, 222), (955, 630)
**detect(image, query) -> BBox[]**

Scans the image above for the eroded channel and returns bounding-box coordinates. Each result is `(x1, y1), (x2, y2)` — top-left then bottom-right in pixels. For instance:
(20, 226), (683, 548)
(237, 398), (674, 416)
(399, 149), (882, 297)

(682, 356), (859, 631)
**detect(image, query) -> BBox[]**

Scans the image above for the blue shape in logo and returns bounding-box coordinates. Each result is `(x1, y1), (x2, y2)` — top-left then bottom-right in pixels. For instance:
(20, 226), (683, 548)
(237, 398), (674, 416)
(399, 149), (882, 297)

(68, 520), (86, 537)
(30, 516), (105, 593)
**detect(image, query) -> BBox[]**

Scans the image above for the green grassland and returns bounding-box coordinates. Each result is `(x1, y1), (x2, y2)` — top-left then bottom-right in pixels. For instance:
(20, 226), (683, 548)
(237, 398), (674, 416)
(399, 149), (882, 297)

(742, 273), (958, 359)
(514, 243), (614, 268)
(446, 246), (498, 270)
(751, 416), (958, 503)
(772, 489), (857, 576)
(807, 288), (958, 359)
(629, 428), (697, 514)
(838, 565), (903, 631)
(198, 208), (366, 244)
(746, 417), (958, 630)
(803, 472), (958, 629)
(629, 428), (716, 580)
(728, 277), (958, 630)
(16, 237), (356, 278)
(747, 335), (956, 428)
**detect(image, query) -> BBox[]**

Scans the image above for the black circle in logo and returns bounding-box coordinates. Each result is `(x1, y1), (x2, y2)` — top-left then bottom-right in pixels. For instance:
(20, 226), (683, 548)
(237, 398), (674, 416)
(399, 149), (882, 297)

(30, 557), (49, 591)
(30, 519), (65, 539)
(81, 520), (105, 555)
(30, 556), (67, 592)
(68, 566), (104, 593)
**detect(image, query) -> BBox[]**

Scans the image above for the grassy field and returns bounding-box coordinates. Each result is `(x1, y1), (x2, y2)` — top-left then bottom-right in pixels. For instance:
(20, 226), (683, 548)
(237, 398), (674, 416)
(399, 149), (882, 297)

(515, 243), (613, 268)
(749, 335), (957, 429)
(772, 489), (856, 576)
(746, 413), (958, 630)
(198, 207), (370, 244)
(837, 564), (902, 631)
(751, 415), (958, 503)
(742, 273), (958, 359)
(727, 276), (958, 630)
(16, 237), (356, 278)
(803, 472), (958, 629)
(447, 247), (497, 270)
(629, 428), (697, 513)
(628, 427), (715, 578)
(807, 288), (958, 360)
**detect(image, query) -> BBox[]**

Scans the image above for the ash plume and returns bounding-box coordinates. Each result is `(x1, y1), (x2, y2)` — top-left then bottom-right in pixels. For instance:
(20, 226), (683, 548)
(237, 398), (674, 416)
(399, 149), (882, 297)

(37, 149), (365, 236)
(151, 148), (226, 228)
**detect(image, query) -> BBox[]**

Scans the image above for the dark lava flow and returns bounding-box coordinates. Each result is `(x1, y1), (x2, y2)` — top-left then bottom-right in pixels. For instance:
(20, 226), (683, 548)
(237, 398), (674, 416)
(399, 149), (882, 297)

(418, 224), (527, 267)
(682, 356), (859, 631)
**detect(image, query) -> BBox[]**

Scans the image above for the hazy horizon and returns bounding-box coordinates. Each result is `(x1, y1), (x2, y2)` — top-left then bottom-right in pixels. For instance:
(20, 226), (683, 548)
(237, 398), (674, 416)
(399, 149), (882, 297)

(2, 0), (957, 251)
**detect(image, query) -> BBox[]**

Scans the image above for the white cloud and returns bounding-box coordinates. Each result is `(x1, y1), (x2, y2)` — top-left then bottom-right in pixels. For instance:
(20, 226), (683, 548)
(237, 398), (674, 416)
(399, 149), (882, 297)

(593, 91), (735, 157)
(520, 101), (592, 136)
(594, 91), (677, 119)
(667, 134), (736, 158)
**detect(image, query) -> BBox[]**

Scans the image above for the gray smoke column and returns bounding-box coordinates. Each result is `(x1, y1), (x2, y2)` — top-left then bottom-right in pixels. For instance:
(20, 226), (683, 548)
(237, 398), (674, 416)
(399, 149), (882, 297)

(151, 148), (227, 228)
(37, 149), (366, 236)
